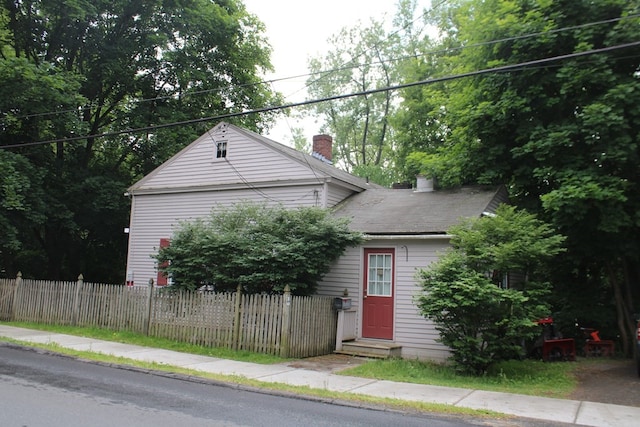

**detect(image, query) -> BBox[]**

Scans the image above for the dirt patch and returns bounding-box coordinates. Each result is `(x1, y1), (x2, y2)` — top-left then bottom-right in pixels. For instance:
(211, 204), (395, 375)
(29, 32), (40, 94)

(568, 358), (640, 407)
(285, 354), (370, 373)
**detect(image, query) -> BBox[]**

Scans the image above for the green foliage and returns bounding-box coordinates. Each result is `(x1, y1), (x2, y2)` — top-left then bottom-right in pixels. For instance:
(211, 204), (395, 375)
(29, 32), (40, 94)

(405, 151), (465, 188)
(304, 1), (433, 185)
(449, 205), (566, 276)
(0, 57), (86, 144)
(0, 1), (279, 281)
(399, 0), (640, 354)
(0, 58), (85, 277)
(416, 205), (566, 375)
(155, 203), (364, 295)
(350, 163), (399, 188)
(0, 150), (43, 261)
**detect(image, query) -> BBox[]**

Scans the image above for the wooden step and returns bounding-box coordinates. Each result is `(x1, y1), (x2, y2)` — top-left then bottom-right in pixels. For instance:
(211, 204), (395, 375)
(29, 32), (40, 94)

(336, 340), (402, 359)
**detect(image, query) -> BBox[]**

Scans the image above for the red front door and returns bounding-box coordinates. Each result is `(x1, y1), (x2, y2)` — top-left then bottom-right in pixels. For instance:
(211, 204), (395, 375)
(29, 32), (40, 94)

(362, 248), (394, 340)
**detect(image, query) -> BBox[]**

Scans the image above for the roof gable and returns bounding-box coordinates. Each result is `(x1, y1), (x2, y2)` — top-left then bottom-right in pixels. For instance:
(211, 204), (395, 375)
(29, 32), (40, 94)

(231, 125), (380, 190)
(129, 122), (376, 194)
(332, 186), (509, 234)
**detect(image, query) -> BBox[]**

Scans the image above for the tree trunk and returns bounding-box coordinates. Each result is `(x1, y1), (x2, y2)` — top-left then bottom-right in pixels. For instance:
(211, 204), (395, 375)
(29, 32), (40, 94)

(609, 261), (631, 357)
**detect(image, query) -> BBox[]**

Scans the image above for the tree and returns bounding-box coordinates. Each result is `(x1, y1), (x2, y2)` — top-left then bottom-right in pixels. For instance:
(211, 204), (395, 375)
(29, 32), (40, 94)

(416, 205), (566, 375)
(0, 1), (280, 281)
(0, 57), (86, 276)
(155, 203), (363, 296)
(303, 0), (432, 186)
(400, 0), (640, 355)
(0, 149), (44, 273)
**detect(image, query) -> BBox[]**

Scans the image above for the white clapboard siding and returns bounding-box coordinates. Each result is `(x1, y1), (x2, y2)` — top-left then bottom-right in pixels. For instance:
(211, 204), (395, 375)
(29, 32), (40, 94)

(391, 238), (452, 362)
(126, 184), (327, 286)
(316, 246), (362, 301)
(132, 125), (315, 191)
(317, 238), (452, 362)
(326, 184), (355, 207)
(125, 122), (371, 287)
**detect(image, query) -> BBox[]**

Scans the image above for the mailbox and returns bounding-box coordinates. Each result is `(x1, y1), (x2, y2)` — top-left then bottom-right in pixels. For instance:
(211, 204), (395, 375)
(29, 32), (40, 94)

(334, 297), (352, 310)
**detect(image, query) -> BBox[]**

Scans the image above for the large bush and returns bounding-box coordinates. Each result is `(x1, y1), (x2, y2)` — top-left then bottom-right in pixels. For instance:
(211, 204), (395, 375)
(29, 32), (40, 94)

(416, 205), (566, 375)
(155, 203), (363, 295)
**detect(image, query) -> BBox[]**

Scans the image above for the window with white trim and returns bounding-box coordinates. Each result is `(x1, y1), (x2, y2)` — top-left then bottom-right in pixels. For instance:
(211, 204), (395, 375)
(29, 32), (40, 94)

(215, 140), (227, 159)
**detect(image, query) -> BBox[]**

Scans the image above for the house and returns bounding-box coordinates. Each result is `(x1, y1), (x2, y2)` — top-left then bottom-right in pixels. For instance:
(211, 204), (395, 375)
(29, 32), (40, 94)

(124, 121), (508, 361)
(325, 184), (507, 360)
(124, 122), (377, 286)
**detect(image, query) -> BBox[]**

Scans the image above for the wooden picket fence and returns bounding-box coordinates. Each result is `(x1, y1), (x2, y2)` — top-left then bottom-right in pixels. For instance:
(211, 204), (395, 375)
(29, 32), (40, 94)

(0, 274), (337, 358)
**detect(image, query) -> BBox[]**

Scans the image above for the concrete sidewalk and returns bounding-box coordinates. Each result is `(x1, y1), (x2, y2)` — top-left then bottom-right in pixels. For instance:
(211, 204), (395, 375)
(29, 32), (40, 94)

(1, 324), (638, 427)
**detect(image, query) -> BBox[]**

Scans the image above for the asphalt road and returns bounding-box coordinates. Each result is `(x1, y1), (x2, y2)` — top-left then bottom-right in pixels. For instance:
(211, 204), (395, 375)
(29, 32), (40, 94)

(0, 344), (478, 427)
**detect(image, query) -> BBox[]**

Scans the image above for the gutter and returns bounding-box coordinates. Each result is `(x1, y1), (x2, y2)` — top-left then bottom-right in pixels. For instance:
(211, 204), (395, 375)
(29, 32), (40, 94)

(363, 234), (453, 240)
(127, 178), (330, 196)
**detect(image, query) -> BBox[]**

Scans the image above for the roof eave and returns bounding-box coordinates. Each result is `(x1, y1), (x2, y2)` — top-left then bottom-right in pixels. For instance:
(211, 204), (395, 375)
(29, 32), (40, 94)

(362, 233), (453, 240)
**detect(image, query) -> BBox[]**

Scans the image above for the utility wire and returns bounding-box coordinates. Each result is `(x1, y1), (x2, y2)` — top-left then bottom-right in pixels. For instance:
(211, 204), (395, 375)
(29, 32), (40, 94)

(7, 13), (638, 122)
(224, 155), (319, 203)
(9, 0), (442, 122)
(2, 39), (639, 150)
(287, 0), (448, 100)
(296, 13), (639, 100)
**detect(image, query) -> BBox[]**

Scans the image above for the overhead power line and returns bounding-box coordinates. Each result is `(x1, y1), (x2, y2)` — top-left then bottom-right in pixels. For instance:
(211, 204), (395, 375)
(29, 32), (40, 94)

(291, 10), (640, 102)
(2, 39), (639, 150)
(8, 13), (639, 122)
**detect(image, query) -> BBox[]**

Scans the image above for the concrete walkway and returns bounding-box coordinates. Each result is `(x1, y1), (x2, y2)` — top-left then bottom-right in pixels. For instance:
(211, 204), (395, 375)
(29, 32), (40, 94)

(1, 324), (638, 427)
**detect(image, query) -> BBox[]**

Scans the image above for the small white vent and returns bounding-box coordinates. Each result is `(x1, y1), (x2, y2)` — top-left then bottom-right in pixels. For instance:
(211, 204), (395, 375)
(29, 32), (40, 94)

(415, 175), (435, 192)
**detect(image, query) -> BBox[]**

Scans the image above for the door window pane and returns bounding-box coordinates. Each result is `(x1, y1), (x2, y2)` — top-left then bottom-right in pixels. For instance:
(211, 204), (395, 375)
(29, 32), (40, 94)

(367, 253), (392, 296)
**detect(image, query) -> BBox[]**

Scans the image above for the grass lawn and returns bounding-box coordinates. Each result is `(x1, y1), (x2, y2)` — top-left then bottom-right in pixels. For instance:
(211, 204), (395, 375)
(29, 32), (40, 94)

(1, 321), (285, 364)
(339, 357), (577, 399)
(2, 321), (582, 399)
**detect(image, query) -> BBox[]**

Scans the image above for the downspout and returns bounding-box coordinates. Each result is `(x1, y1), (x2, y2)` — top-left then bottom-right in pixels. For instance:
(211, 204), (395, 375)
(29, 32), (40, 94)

(124, 191), (135, 285)
(322, 181), (329, 207)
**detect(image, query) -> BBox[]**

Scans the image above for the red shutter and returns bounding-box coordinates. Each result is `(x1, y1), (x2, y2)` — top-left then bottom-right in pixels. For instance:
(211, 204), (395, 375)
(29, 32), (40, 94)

(156, 238), (170, 286)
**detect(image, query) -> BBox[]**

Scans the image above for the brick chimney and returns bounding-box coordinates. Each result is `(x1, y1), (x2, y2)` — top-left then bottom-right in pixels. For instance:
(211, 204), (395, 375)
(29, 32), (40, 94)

(312, 134), (333, 162)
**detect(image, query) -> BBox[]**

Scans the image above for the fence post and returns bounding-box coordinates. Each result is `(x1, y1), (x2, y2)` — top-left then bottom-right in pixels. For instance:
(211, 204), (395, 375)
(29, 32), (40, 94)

(72, 274), (84, 326)
(144, 278), (154, 336)
(280, 285), (292, 358)
(232, 284), (242, 350)
(11, 272), (22, 321)
(335, 309), (345, 352)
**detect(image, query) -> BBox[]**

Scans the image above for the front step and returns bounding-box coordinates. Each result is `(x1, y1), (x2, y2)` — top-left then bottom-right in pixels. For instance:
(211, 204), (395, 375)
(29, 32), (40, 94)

(336, 340), (402, 359)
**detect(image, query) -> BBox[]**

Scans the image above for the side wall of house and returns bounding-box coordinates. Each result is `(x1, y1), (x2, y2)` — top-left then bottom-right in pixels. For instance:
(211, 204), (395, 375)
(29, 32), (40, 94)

(317, 237), (452, 362)
(126, 124), (365, 286)
(126, 185), (328, 286)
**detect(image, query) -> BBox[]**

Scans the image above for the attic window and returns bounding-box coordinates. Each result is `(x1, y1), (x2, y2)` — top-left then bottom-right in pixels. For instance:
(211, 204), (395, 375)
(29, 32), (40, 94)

(215, 140), (227, 159)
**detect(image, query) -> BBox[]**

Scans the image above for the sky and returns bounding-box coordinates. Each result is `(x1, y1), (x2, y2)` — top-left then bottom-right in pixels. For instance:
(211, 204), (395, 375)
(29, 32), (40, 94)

(242, 0), (431, 146)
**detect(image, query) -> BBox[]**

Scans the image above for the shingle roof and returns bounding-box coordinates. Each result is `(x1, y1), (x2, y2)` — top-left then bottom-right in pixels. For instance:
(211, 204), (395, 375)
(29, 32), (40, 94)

(332, 186), (508, 234)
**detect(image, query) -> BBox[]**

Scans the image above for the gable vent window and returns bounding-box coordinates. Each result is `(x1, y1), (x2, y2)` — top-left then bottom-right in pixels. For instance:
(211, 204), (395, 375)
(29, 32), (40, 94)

(215, 140), (227, 159)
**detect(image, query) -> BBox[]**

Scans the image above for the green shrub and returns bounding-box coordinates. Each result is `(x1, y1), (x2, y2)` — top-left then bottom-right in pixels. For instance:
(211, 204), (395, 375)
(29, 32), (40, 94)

(155, 202), (363, 295)
(416, 205), (565, 375)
